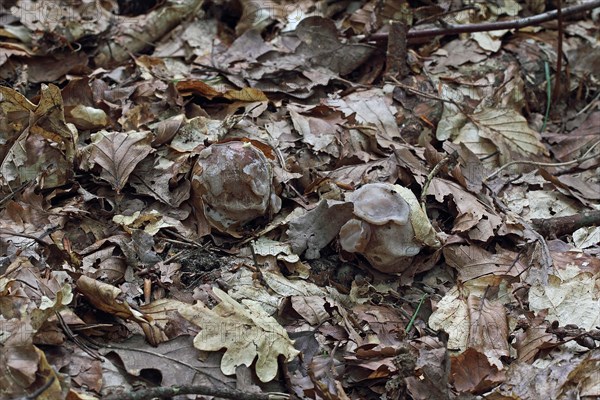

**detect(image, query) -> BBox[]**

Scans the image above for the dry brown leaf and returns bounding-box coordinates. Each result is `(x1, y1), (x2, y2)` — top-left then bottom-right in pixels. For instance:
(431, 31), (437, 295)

(490, 349), (600, 399)
(467, 295), (510, 369)
(443, 244), (527, 282)
(0, 84), (76, 191)
(468, 108), (549, 160)
(76, 276), (166, 345)
(428, 178), (501, 241)
(192, 287), (300, 382)
(513, 312), (557, 363)
(82, 130), (153, 193)
(101, 335), (236, 389)
(450, 347), (504, 393)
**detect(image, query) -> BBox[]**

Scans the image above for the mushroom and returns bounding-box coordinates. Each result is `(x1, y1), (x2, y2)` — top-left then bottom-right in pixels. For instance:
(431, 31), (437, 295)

(191, 141), (281, 237)
(339, 183), (439, 273)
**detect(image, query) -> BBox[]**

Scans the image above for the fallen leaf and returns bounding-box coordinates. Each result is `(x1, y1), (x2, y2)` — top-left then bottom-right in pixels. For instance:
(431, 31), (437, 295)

(193, 287), (300, 382)
(82, 130), (153, 193)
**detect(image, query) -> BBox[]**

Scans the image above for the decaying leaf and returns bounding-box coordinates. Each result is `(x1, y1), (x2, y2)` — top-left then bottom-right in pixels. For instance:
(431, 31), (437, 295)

(193, 287), (300, 382)
(460, 108), (549, 163)
(529, 264), (600, 333)
(287, 199), (354, 259)
(429, 279), (510, 369)
(101, 335), (236, 390)
(0, 84), (76, 191)
(81, 130), (153, 193)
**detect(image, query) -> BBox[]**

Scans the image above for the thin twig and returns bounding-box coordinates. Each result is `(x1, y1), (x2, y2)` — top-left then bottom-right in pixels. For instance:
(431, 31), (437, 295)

(576, 91), (600, 116)
(163, 248), (190, 263)
(387, 76), (467, 114)
(0, 230), (52, 247)
(369, 0), (600, 41)
(21, 376), (55, 400)
(0, 182), (29, 207)
(160, 229), (207, 248)
(541, 61), (552, 133)
(420, 151), (459, 213)
(552, 0), (564, 102)
(484, 139), (600, 181)
(55, 311), (102, 360)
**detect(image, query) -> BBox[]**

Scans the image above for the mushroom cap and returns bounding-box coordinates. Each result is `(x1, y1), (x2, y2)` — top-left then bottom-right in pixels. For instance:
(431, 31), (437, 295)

(340, 182), (426, 273)
(346, 183), (410, 225)
(362, 222), (422, 272)
(339, 219), (371, 253)
(192, 141), (279, 235)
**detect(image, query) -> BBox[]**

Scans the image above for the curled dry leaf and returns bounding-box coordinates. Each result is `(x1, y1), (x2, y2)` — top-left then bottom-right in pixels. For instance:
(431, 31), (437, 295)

(191, 140), (281, 237)
(76, 276), (166, 345)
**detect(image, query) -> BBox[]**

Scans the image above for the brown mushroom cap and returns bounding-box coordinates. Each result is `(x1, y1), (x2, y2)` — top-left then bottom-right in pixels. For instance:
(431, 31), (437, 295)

(193, 141), (279, 234)
(346, 183), (410, 225)
(339, 219), (371, 253)
(339, 182), (424, 272)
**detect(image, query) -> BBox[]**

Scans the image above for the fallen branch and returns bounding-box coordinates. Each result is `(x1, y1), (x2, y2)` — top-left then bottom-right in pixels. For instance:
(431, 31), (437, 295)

(369, 0), (600, 42)
(103, 385), (289, 400)
(531, 210), (600, 238)
(94, 0), (204, 67)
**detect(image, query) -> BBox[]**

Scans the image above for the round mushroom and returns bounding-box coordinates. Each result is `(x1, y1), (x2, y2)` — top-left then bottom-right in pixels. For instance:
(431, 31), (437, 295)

(191, 141), (281, 236)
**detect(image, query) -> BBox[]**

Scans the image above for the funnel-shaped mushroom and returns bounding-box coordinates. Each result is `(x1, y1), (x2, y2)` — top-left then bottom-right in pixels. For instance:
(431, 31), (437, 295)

(339, 183), (438, 273)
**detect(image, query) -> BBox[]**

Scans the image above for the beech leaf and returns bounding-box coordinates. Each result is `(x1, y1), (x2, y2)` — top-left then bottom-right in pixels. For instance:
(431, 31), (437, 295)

(86, 130), (153, 193)
(469, 108), (549, 158)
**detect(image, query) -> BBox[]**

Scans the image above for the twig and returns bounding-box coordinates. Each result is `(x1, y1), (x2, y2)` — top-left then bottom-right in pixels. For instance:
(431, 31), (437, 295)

(103, 385), (288, 400)
(531, 210), (600, 238)
(163, 248), (190, 263)
(285, 181), (310, 205)
(552, 0), (564, 102)
(387, 76), (467, 114)
(420, 151), (459, 213)
(369, 0), (600, 42)
(21, 376), (55, 400)
(576, 90), (600, 116)
(55, 311), (102, 360)
(0, 229), (52, 247)
(160, 229), (207, 248)
(541, 61), (552, 133)
(484, 139), (600, 181)
(0, 182), (29, 207)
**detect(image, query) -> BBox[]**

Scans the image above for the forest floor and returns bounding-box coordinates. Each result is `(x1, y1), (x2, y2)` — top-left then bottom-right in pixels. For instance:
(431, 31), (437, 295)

(0, 0), (599, 399)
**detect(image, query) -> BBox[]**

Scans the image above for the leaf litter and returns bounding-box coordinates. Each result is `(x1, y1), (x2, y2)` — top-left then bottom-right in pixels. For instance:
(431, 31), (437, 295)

(0, 0), (599, 399)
